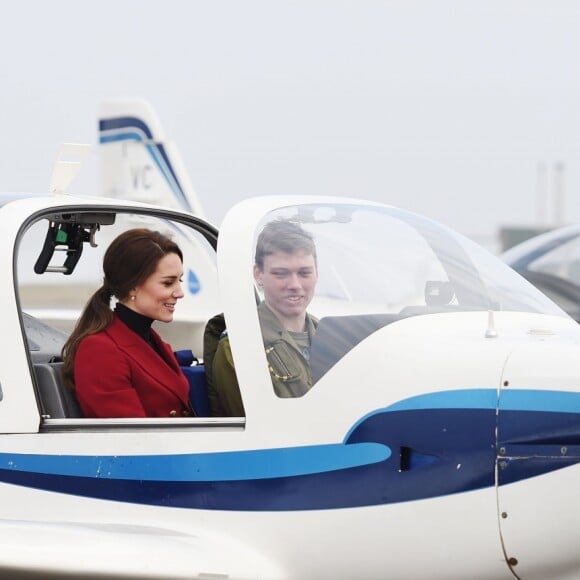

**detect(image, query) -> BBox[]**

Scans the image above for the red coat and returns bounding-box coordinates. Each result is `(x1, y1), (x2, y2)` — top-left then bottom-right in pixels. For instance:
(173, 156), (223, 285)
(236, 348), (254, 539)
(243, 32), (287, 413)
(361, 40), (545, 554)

(74, 316), (191, 418)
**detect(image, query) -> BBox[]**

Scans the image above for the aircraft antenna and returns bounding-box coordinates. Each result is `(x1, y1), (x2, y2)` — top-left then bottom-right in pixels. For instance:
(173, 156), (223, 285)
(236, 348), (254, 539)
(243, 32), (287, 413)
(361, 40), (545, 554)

(485, 310), (498, 339)
(49, 143), (90, 195)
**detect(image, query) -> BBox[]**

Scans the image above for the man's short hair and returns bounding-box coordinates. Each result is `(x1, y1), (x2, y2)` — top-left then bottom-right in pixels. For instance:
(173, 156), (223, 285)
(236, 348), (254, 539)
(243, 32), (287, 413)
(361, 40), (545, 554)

(255, 220), (317, 270)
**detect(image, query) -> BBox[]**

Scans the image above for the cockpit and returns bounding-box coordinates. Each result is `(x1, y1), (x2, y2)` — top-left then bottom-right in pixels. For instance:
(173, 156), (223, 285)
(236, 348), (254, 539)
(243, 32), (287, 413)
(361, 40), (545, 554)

(12, 198), (570, 424)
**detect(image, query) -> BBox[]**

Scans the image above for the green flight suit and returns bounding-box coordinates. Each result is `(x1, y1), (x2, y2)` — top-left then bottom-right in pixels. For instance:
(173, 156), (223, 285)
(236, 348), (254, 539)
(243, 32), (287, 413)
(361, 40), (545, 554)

(209, 302), (318, 417)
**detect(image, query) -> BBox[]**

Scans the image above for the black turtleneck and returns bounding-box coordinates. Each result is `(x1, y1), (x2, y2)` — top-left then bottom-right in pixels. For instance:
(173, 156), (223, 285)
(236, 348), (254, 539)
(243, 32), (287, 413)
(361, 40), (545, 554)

(114, 302), (158, 351)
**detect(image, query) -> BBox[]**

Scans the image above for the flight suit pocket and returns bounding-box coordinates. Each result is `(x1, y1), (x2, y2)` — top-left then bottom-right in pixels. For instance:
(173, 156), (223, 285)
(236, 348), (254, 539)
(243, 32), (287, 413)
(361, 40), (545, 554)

(265, 341), (301, 381)
(264, 341), (310, 398)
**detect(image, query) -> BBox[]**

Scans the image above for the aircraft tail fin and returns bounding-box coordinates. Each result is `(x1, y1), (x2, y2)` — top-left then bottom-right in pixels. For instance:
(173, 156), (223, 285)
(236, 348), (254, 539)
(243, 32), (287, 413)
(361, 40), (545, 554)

(98, 98), (205, 218)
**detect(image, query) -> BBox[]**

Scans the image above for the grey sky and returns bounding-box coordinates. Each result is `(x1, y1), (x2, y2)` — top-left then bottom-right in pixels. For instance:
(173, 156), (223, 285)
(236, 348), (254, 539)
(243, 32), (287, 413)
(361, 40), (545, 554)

(1, 0), (579, 250)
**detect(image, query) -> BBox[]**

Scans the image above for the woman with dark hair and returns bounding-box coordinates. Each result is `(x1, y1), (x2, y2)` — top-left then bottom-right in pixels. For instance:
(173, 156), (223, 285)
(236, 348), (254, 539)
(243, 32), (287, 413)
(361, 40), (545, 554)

(62, 228), (192, 418)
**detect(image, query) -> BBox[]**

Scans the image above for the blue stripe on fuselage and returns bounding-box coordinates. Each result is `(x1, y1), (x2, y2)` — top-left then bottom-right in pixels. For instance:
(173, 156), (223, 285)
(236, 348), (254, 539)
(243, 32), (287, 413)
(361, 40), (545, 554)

(0, 443), (390, 481)
(1, 388), (579, 510)
(381, 388), (580, 414)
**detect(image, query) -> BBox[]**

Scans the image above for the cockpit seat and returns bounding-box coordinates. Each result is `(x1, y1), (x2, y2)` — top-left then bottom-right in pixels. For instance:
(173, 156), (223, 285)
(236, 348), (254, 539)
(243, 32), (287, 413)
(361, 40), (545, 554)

(181, 365), (210, 417)
(174, 349), (211, 417)
(34, 362), (84, 419)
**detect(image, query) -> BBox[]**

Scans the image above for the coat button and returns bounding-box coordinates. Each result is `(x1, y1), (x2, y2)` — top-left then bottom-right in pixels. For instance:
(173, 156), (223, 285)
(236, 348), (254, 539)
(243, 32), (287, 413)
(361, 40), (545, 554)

(169, 410), (177, 416)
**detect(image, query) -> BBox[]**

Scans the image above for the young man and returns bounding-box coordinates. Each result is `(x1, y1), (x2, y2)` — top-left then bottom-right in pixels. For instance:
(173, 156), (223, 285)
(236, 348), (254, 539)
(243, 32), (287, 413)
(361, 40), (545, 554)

(208, 220), (318, 416)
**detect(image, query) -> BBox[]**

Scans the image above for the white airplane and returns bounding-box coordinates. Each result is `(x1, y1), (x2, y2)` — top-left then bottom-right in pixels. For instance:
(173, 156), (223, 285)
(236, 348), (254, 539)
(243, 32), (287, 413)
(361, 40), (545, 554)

(2, 101), (580, 579)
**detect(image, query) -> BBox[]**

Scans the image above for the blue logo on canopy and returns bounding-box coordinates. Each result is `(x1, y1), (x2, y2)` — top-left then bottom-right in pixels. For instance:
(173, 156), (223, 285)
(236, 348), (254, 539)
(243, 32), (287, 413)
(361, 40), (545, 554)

(188, 270), (200, 294)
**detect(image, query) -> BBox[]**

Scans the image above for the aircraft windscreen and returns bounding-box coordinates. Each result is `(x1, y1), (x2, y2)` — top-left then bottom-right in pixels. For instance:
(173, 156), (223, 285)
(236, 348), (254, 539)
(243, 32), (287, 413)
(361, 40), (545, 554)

(257, 203), (567, 320)
(250, 202), (568, 388)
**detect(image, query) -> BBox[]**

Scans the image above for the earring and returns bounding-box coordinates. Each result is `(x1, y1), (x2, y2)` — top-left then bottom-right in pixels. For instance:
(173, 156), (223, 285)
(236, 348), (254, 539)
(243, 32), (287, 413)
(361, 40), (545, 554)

(130, 295), (136, 301)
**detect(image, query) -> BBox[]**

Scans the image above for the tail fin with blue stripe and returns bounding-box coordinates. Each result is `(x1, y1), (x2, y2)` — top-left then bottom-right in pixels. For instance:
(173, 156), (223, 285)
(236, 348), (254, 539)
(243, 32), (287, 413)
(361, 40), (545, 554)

(99, 98), (205, 218)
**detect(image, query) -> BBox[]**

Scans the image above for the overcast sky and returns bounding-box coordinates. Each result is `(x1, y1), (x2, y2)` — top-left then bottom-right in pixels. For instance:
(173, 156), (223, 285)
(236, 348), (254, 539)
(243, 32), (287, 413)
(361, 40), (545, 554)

(1, 0), (580, 251)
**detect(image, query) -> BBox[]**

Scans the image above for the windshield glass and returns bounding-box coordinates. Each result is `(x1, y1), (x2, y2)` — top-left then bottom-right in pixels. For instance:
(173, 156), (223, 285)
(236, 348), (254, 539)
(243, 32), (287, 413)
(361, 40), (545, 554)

(257, 203), (567, 320)
(251, 202), (567, 388)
